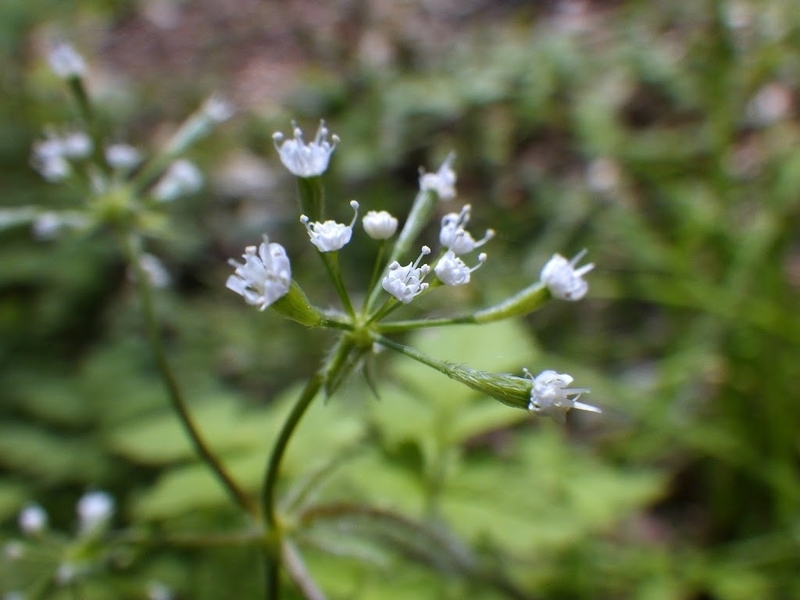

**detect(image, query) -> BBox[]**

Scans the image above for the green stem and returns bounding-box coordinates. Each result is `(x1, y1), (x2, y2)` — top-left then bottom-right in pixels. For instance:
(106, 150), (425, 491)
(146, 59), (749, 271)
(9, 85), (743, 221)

(297, 176), (325, 222)
(124, 233), (258, 517)
(260, 371), (324, 599)
(364, 240), (387, 308)
(319, 251), (355, 317)
(282, 540), (327, 600)
(377, 314), (475, 333)
(260, 335), (356, 599)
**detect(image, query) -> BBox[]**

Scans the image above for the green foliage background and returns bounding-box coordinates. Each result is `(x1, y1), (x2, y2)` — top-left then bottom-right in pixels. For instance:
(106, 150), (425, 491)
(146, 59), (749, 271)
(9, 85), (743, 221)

(1, 0), (799, 598)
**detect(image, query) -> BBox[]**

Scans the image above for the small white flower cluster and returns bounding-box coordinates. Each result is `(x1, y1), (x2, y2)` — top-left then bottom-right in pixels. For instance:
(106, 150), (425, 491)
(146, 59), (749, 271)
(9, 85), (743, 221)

(226, 235), (292, 310)
(419, 152), (457, 200)
(300, 200), (360, 252)
(5, 491), (116, 592)
(383, 246), (432, 304)
(31, 129), (92, 182)
(273, 120), (339, 178)
(523, 368), (600, 422)
(539, 250), (594, 301)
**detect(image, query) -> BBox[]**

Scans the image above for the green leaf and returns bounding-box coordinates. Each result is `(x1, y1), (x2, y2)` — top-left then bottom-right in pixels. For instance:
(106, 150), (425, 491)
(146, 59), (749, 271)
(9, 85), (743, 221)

(131, 384), (366, 519)
(0, 480), (28, 521)
(441, 430), (665, 555)
(0, 424), (110, 484)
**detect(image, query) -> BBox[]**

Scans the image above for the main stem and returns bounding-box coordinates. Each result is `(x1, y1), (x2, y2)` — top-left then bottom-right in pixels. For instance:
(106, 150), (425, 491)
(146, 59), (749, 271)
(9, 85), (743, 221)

(260, 371), (324, 599)
(260, 335), (354, 599)
(124, 233), (258, 517)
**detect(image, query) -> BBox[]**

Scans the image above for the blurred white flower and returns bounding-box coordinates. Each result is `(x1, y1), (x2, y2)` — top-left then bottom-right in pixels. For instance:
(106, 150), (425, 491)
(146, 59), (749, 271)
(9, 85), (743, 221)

(746, 82), (793, 127)
(439, 204), (494, 255)
(419, 152), (456, 200)
(18, 504), (47, 536)
(227, 235), (291, 311)
(146, 581), (174, 600)
(382, 246), (431, 303)
(77, 490), (114, 535)
(3, 541), (24, 561)
(362, 210), (398, 240)
(59, 132), (92, 158)
(272, 120), (338, 177)
(540, 250), (594, 301)
(105, 143), (142, 170)
(300, 200), (359, 252)
(48, 43), (86, 79)
(202, 94), (234, 123)
(31, 130), (92, 182)
(523, 368), (599, 423)
(139, 253), (171, 288)
(153, 159), (203, 202)
(434, 250), (486, 286)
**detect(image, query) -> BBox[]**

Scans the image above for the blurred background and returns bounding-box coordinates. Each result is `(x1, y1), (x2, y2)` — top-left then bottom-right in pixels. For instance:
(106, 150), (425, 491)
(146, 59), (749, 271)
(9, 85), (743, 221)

(1, 0), (799, 598)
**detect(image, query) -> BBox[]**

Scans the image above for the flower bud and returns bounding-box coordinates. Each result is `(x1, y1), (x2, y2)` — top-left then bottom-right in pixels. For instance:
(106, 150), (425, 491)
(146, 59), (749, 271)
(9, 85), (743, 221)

(362, 210), (398, 240)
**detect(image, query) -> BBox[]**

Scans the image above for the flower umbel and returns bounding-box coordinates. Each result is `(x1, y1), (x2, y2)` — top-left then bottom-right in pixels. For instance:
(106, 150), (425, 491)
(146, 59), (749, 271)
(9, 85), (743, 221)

(439, 204), (494, 255)
(540, 250), (594, 301)
(227, 236), (292, 310)
(523, 368), (599, 423)
(273, 120), (339, 177)
(382, 246), (432, 303)
(434, 250), (487, 286)
(301, 200), (359, 252)
(419, 152), (457, 200)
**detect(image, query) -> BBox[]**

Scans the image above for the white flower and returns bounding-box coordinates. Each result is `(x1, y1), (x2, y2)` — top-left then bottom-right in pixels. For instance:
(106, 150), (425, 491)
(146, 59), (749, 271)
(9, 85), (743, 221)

(18, 504), (47, 536)
(419, 152), (457, 200)
(439, 204), (494, 255)
(272, 120), (338, 177)
(31, 130), (92, 182)
(434, 250), (486, 286)
(139, 253), (171, 288)
(540, 250), (594, 301)
(33, 153), (70, 182)
(202, 94), (234, 123)
(105, 144), (142, 170)
(382, 246), (431, 304)
(56, 563), (78, 585)
(523, 368), (599, 423)
(48, 43), (86, 79)
(77, 491), (114, 534)
(152, 159), (203, 202)
(59, 132), (92, 158)
(146, 581), (174, 600)
(227, 235), (291, 310)
(362, 210), (398, 240)
(300, 200), (359, 252)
